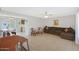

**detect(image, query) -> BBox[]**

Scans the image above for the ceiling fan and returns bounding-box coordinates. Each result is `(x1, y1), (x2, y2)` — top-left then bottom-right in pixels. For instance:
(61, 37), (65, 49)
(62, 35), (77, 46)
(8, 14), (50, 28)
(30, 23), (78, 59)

(44, 11), (52, 18)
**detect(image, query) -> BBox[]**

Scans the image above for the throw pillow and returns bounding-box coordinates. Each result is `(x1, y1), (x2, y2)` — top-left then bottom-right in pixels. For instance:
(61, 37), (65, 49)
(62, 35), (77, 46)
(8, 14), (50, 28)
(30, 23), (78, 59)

(64, 28), (69, 32)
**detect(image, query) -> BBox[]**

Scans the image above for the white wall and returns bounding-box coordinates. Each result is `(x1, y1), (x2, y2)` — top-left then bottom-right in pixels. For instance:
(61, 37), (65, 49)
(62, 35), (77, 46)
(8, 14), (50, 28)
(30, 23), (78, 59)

(75, 13), (79, 44)
(27, 16), (46, 28)
(26, 16), (47, 35)
(46, 15), (76, 29)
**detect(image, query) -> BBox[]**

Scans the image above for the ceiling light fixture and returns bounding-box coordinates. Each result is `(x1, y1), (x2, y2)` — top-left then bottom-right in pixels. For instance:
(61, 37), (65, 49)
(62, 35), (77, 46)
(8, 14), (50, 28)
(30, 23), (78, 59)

(44, 11), (49, 18)
(44, 15), (48, 18)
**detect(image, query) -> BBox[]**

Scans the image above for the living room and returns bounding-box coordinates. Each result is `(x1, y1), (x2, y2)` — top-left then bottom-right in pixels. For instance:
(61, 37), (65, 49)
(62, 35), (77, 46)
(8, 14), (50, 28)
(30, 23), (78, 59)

(0, 7), (79, 51)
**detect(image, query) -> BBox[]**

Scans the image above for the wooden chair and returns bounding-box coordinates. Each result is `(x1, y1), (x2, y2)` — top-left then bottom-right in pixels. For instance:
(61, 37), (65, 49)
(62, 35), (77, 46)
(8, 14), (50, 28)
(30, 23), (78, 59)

(38, 27), (44, 34)
(31, 28), (36, 36)
(0, 48), (10, 51)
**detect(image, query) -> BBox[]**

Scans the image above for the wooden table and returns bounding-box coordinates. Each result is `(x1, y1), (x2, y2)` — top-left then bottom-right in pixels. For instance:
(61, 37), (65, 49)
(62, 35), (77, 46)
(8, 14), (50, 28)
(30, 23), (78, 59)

(0, 35), (29, 51)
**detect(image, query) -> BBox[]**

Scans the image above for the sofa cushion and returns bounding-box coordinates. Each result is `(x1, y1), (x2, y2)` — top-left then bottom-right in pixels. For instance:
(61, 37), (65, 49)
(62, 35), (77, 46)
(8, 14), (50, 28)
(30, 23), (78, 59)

(64, 28), (69, 32)
(60, 32), (75, 41)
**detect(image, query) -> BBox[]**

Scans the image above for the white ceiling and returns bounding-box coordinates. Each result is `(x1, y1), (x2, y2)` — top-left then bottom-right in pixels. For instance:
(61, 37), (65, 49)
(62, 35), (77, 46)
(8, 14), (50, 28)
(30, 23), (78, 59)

(1, 7), (79, 18)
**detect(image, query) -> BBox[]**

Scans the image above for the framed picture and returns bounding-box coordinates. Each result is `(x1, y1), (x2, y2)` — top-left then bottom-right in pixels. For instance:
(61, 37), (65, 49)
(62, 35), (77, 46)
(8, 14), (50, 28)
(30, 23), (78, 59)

(53, 20), (59, 26)
(19, 18), (25, 32)
(20, 26), (25, 32)
(21, 19), (25, 25)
